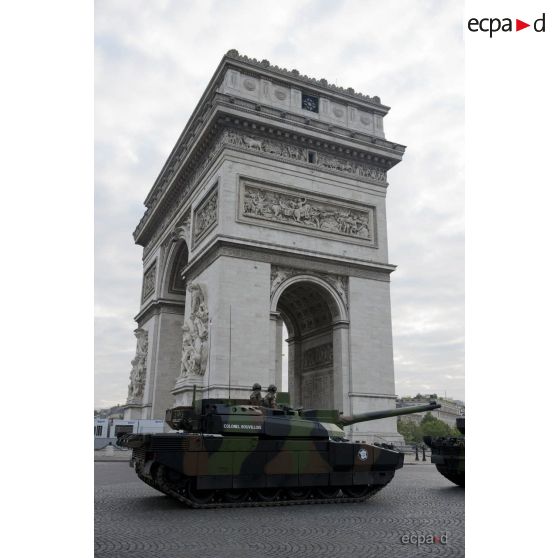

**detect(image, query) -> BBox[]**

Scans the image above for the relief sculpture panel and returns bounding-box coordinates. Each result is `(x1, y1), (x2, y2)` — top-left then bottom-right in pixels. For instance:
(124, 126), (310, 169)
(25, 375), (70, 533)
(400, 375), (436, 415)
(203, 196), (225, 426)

(141, 262), (157, 302)
(241, 180), (373, 242)
(179, 283), (209, 379)
(127, 328), (148, 403)
(193, 188), (218, 246)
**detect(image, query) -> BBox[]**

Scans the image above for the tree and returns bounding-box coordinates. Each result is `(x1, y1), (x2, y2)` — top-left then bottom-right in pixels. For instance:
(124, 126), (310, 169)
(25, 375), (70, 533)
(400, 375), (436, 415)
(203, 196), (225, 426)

(397, 412), (462, 443)
(397, 418), (422, 444)
(421, 412), (453, 437)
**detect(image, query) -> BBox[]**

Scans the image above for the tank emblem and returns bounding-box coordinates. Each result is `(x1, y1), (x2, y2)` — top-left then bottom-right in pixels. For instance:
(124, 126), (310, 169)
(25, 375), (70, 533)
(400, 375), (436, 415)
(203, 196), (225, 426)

(358, 448), (368, 461)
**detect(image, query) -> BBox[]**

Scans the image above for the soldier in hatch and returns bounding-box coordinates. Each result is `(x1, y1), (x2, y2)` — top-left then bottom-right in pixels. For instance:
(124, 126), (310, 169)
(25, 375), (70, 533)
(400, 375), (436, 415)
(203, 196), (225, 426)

(263, 384), (278, 409)
(249, 383), (263, 406)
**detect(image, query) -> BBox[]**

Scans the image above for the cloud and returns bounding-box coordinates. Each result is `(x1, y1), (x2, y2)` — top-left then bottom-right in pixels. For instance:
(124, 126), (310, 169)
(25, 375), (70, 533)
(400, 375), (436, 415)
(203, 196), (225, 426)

(95, 0), (464, 407)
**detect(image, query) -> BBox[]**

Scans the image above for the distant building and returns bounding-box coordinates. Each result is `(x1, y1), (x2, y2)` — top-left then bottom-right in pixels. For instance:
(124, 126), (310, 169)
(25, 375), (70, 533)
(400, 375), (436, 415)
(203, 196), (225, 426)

(95, 404), (125, 419)
(94, 417), (165, 449)
(397, 395), (464, 427)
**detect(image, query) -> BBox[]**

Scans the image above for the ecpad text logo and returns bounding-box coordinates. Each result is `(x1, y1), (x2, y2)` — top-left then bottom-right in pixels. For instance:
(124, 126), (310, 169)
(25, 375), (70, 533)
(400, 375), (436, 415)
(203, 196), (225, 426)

(468, 13), (546, 37)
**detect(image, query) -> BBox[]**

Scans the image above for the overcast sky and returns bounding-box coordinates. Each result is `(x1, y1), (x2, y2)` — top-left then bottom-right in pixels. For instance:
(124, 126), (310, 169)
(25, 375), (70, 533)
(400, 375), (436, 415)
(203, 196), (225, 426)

(95, 0), (464, 409)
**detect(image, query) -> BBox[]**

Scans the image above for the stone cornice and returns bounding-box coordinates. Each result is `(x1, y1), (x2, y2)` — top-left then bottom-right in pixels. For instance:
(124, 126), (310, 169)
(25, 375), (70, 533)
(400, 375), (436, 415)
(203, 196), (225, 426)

(181, 237), (396, 286)
(348, 392), (398, 399)
(215, 95), (404, 155)
(138, 51), (405, 230)
(134, 298), (185, 326)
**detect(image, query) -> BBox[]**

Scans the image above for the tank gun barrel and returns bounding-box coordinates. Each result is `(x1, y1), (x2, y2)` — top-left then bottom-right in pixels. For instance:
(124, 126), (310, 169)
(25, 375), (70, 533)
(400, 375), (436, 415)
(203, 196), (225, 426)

(338, 401), (441, 427)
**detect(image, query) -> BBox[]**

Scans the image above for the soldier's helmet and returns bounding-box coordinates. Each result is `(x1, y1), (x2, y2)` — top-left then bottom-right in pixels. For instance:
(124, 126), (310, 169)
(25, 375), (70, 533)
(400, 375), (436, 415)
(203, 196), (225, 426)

(267, 384), (277, 393)
(252, 383), (262, 391)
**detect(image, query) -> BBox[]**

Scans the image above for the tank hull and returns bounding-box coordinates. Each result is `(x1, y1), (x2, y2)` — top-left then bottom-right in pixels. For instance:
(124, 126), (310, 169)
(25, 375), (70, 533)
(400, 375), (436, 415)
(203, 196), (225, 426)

(424, 436), (465, 487)
(122, 432), (404, 507)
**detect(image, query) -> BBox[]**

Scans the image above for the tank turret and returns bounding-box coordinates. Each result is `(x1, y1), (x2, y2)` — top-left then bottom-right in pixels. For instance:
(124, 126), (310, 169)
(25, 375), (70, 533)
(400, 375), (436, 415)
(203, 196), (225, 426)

(118, 392), (441, 508)
(164, 398), (440, 438)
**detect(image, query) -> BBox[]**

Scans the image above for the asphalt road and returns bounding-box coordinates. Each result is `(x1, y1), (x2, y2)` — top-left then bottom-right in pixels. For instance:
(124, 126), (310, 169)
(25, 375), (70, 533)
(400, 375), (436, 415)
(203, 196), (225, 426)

(95, 462), (464, 558)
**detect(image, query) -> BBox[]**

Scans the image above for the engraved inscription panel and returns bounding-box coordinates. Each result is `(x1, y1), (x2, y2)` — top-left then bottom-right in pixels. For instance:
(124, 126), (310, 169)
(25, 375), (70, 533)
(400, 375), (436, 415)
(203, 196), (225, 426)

(303, 342), (334, 371)
(301, 372), (333, 409)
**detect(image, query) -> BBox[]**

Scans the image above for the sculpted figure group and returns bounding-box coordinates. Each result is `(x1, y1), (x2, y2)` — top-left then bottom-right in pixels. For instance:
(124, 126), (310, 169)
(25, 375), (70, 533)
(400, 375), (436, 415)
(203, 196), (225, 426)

(127, 329), (149, 401)
(243, 186), (370, 239)
(180, 283), (209, 378)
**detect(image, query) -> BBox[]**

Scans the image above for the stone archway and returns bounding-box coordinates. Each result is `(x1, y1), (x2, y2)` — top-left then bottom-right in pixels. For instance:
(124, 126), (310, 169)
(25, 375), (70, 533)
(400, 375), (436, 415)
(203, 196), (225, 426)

(160, 238), (190, 378)
(271, 275), (349, 410)
(165, 240), (189, 296)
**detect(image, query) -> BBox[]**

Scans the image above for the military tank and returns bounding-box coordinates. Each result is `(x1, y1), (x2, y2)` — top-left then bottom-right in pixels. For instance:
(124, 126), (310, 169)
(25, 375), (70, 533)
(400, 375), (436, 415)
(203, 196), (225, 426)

(118, 392), (440, 508)
(423, 416), (465, 487)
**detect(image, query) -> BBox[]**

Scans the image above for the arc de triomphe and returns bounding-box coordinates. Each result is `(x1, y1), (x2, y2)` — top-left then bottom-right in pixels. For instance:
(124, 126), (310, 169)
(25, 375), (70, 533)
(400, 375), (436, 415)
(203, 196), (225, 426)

(123, 51), (406, 443)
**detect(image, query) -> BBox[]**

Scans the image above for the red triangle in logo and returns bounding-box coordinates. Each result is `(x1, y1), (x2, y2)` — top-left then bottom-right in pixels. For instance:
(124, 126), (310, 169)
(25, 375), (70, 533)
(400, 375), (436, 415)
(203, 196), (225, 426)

(516, 19), (530, 31)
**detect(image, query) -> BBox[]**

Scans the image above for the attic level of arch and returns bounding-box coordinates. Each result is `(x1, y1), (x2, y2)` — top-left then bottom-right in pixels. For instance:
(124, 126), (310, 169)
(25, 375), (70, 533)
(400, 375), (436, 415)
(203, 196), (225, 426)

(140, 89), (406, 217)
(135, 116), (402, 256)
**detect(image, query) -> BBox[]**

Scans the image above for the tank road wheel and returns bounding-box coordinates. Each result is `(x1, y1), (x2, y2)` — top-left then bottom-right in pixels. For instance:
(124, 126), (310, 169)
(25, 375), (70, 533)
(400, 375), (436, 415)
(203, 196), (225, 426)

(285, 486), (312, 500)
(222, 489), (249, 503)
(285, 487), (312, 500)
(342, 485), (375, 499)
(254, 488), (281, 502)
(314, 486), (340, 499)
(186, 480), (216, 505)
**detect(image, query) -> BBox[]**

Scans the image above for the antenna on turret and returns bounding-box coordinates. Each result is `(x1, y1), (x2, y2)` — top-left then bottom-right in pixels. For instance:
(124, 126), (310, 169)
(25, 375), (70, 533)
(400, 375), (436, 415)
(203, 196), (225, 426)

(228, 305), (232, 400)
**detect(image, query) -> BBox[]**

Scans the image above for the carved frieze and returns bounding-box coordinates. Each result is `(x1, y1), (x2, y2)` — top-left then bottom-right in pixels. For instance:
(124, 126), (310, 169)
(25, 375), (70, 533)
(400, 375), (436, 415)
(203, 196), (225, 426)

(141, 262), (157, 302)
(179, 283), (209, 379)
(303, 342), (334, 371)
(127, 328), (148, 403)
(193, 188), (218, 247)
(222, 129), (386, 184)
(270, 265), (349, 309)
(241, 181), (373, 242)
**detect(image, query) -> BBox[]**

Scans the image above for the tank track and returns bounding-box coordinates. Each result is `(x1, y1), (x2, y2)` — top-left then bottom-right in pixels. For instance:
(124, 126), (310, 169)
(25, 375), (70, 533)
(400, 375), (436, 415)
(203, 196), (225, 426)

(135, 468), (387, 509)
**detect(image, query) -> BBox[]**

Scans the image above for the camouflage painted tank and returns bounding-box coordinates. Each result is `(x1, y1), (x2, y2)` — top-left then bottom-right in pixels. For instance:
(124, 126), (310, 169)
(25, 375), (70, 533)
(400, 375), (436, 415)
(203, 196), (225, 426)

(423, 416), (465, 487)
(118, 393), (440, 508)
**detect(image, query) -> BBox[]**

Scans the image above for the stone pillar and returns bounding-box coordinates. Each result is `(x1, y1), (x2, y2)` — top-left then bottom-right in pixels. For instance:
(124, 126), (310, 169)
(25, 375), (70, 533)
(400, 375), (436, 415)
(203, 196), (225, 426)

(269, 311), (284, 390)
(332, 322), (350, 413)
(150, 306), (184, 418)
(287, 337), (301, 407)
(173, 256), (272, 404)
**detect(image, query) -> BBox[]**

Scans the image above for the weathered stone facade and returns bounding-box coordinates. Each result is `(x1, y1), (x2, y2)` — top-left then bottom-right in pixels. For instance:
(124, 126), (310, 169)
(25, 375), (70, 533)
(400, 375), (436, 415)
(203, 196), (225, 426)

(122, 51), (406, 443)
